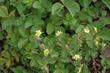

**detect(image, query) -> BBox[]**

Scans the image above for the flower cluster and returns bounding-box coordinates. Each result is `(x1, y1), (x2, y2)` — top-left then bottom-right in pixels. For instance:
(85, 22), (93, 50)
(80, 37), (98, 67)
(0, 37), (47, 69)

(72, 54), (81, 61)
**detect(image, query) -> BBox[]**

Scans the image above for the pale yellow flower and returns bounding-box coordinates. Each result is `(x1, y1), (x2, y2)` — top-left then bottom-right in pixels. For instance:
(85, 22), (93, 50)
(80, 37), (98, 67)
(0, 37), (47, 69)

(95, 41), (99, 46)
(84, 27), (90, 33)
(65, 45), (69, 49)
(40, 43), (45, 49)
(35, 30), (42, 38)
(93, 27), (97, 33)
(96, 36), (100, 40)
(95, 36), (100, 46)
(44, 49), (49, 57)
(72, 54), (81, 61)
(55, 31), (63, 37)
(102, 43), (106, 48)
(77, 64), (83, 73)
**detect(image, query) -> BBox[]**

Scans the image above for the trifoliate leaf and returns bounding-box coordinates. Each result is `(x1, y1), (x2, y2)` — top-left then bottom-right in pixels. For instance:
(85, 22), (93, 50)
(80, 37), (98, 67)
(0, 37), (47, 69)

(61, 0), (80, 16)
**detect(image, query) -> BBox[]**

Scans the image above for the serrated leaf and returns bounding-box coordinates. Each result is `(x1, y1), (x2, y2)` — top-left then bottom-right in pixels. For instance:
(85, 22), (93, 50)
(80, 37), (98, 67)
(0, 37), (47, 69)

(18, 39), (28, 48)
(86, 40), (94, 48)
(9, 10), (15, 17)
(24, 20), (34, 29)
(99, 29), (110, 41)
(93, 17), (110, 29)
(16, 3), (25, 16)
(0, 6), (8, 17)
(18, 26), (28, 37)
(102, 0), (110, 9)
(80, 0), (92, 8)
(12, 66), (27, 73)
(33, 1), (41, 9)
(22, 0), (34, 7)
(44, 35), (56, 48)
(46, 23), (54, 34)
(76, 25), (84, 33)
(61, 0), (80, 16)
(30, 58), (37, 67)
(30, 55), (43, 67)
(51, 2), (63, 15)
(40, 0), (52, 12)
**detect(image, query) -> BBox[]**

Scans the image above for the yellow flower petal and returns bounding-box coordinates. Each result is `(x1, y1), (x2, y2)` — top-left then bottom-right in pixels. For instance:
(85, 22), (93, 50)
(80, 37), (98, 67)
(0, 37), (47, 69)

(72, 54), (81, 61)
(35, 30), (42, 38)
(84, 27), (90, 33)
(44, 49), (49, 57)
(55, 31), (63, 37)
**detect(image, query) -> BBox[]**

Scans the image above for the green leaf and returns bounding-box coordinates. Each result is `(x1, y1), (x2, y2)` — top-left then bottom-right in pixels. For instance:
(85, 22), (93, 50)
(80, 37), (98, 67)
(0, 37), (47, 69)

(0, 58), (6, 65)
(22, 0), (34, 7)
(86, 40), (95, 48)
(93, 17), (110, 29)
(16, 3), (25, 16)
(9, 10), (15, 17)
(44, 35), (56, 49)
(0, 6), (8, 17)
(24, 20), (34, 29)
(99, 29), (110, 41)
(0, 31), (3, 40)
(53, 63), (67, 73)
(33, 1), (41, 9)
(40, 0), (52, 12)
(18, 27), (27, 37)
(51, 2), (63, 15)
(71, 35), (79, 50)
(53, 69), (62, 73)
(46, 23), (54, 34)
(80, 0), (92, 8)
(55, 26), (65, 32)
(63, 13), (78, 29)
(101, 10), (107, 17)
(51, 15), (62, 26)
(10, 34), (19, 47)
(30, 55), (43, 67)
(11, 66), (27, 73)
(61, 0), (80, 16)
(18, 39), (28, 48)
(102, 0), (110, 9)
(76, 25), (84, 33)
(0, 0), (4, 2)
(30, 58), (37, 67)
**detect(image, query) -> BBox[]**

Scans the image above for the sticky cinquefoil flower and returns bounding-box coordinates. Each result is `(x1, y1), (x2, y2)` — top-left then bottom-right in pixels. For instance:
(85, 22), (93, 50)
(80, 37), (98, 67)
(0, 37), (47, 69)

(35, 30), (42, 38)
(84, 27), (90, 33)
(95, 36), (100, 46)
(55, 31), (63, 37)
(72, 54), (81, 61)
(44, 49), (49, 57)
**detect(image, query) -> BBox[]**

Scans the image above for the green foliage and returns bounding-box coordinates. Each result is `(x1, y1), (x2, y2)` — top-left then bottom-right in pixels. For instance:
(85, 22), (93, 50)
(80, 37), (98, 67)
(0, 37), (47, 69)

(0, 0), (110, 73)
(0, 6), (8, 17)
(102, 0), (110, 9)
(61, 0), (80, 16)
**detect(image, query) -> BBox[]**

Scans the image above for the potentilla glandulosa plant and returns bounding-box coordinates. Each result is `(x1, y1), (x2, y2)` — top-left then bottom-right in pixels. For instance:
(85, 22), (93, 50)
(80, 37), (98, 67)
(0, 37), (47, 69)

(0, 0), (110, 73)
